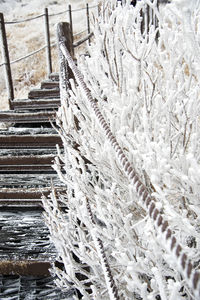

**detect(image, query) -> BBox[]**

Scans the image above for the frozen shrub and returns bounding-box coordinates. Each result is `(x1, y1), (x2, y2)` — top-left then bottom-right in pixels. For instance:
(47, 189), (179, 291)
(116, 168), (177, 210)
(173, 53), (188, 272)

(43, 0), (200, 299)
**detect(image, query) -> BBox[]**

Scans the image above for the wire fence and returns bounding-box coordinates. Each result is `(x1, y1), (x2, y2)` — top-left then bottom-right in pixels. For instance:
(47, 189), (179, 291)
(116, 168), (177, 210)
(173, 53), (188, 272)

(0, 3), (98, 102)
(5, 13), (45, 25)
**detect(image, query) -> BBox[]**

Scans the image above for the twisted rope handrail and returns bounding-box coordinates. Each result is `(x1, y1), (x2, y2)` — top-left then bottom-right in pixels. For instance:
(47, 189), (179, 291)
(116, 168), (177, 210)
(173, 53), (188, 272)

(59, 40), (200, 298)
(86, 199), (120, 300)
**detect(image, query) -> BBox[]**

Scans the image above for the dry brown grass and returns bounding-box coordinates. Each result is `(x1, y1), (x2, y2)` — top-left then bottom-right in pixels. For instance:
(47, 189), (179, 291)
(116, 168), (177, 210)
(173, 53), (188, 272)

(0, 0), (95, 110)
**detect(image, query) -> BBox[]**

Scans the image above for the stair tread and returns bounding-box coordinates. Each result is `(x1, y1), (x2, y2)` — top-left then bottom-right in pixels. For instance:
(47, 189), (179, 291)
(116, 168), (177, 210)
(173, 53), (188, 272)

(0, 210), (58, 263)
(11, 98), (60, 110)
(0, 110), (57, 123)
(28, 88), (60, 99)
(41, 80), (60, 90)
(0, 71), (64, 287)
(0, 134), (62, 148)
(0, 173), (65, 189)
(0, 260), (52, 276)
(0, 126), (57, 135)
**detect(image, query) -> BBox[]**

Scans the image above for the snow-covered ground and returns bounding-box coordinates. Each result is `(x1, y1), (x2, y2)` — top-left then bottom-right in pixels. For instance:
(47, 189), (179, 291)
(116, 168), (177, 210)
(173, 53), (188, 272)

(0, 0), (97, 109)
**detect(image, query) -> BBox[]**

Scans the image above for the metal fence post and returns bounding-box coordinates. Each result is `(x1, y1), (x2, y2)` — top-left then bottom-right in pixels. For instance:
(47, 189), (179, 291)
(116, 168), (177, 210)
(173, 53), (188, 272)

(86, 3), (91, 45)
(68, 5), (74, 56)
(44, 8), (52, 77)
(0, 13), (14, 108)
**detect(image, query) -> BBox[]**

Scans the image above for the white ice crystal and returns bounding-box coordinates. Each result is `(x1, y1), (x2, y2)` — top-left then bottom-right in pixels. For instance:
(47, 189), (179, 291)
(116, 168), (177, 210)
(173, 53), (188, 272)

(43, 0), (200, 299)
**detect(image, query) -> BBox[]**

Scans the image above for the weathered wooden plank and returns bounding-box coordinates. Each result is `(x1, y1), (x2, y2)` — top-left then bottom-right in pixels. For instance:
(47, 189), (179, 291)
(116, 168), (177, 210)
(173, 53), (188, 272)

(0, 155), (60, 172)
(0, 261), (51, 276)
(0, 155), (55, 165)
(0, 165), (53, 172)
(0, 210), (57, 260)
(0, 126), (57, 136)
(41, 80), (60, 89)
(0, 173), (65, 188)
(28, 88), (60, 99)
(0, 187), (65, 199)
(0, 199), (66, 208)
(0, 134), (62, 148)
(0, 190), (50, 199)
(0, 110), (57, 123)
(11, 98), (60, 110)
(0, 165), (52, 172)
(0, 199), (43, 207)
(0, 275), (74, 300)
(49, 72), (59, 81)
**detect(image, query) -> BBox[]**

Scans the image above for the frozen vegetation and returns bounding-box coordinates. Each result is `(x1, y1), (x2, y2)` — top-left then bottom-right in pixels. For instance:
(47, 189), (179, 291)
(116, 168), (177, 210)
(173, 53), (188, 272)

(41, 0), (200, 299)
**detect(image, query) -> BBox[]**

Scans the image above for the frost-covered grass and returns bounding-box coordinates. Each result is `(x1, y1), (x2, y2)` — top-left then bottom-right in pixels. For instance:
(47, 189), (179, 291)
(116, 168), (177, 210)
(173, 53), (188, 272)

(43, 0), (200, 299)
(0, 0), (96, 109)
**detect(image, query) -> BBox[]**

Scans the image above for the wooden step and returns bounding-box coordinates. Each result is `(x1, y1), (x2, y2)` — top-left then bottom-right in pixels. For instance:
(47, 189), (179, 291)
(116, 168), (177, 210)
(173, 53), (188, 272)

(0, 198), (66, 208)
(0, 190), (66, 207)
(0, 199), (43, 207)
(0, 209), (57, 261)
(0, 188), (56, 199)
(0, 274), (71, 299)
(0, 110), (57, 123)
(0, 126), (57, 136)
(0, 155), (56, 172)
(0, 173), (65, 188)
(0, 260), (51, 276)
(0, 186), (66, 207)
(28, 88), (60, 99)
(41, 80), (60, 89)
(49, 72), (59, 81)
(0, 134), (62, 148)
(11, 98), (60, 110)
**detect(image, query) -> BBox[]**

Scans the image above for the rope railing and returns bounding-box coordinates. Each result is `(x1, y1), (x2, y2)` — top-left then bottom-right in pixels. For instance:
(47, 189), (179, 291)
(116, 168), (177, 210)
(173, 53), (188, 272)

(4, 5), (98, 24)
(73, 32), (93, 48)
(49, 9), (69, 17)
(58, 25), (200, 299)
(10, 43), (56, 65)
(49, 4), (98, 17)
(0, 41), (57, 68)
(70, 4), (98, 12)
(73, 29), (87, 37)
(5, 13), (45, 25)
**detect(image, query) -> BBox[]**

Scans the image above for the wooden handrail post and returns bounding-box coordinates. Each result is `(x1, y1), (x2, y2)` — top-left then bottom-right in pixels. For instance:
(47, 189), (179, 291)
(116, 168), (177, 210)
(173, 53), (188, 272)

(44, 8), (52, 77)
(57, 22), (74, 106)
(68, 5), (74, 56)
(0, 13), (14, 108)
(86, 3), (91, 45)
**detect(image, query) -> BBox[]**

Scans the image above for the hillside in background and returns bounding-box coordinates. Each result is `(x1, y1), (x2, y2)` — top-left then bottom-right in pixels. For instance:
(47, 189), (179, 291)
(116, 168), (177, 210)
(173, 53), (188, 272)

(0, 0), (96, 109)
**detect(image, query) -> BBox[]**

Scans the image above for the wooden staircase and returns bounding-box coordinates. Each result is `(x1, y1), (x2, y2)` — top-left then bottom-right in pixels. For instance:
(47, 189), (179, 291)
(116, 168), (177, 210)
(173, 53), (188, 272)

(0, 73), (73, 299)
